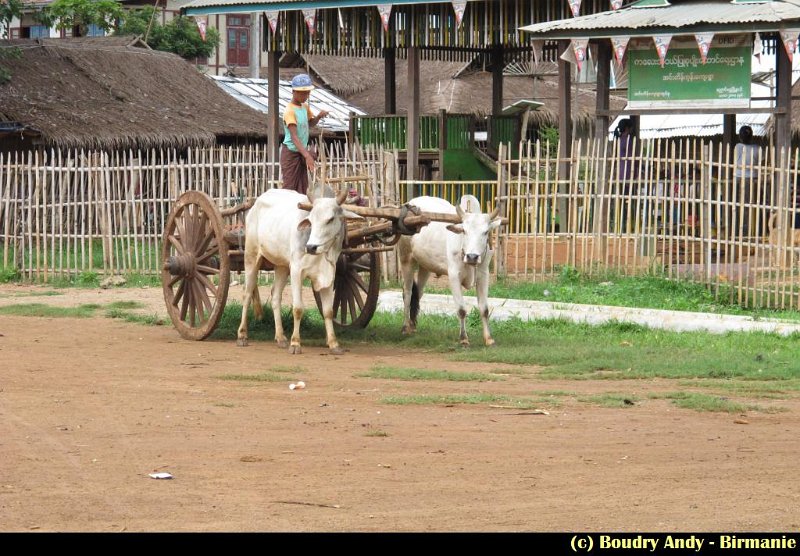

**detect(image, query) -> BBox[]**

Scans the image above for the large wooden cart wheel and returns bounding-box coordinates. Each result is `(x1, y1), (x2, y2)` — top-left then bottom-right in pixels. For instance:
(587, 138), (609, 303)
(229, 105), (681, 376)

(161, 191), (230, 340)
(315, 250), (381, 329)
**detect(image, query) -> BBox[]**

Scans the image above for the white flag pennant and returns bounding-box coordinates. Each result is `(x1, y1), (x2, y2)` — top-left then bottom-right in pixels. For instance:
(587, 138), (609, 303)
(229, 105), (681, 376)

(653, 34), (672, 68)
(452, 1), (467, 28)
(753, 32), (763, 65)
(532, 39), (544, 64)
(302, 8), (317, 35)
(264, 10), (279, 34)
(780, 28), (800, 63)
(611, 36), (629, 67)
(572, 38), (589, 72)
(694, 33), (713, 64)
(610, 0), (623, 9)
(377, 4), (392, 32)
(568, 0), (582, 17)
(195, 17), (207, 41)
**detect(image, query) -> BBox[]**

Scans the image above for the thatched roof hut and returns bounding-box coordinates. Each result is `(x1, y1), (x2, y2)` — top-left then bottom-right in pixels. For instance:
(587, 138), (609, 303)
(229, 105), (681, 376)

(0, 36), (268, 152)
(302, 54), (627, 136)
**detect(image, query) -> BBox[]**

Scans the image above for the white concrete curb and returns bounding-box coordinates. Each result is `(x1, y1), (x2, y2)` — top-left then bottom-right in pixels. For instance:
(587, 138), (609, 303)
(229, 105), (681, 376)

(377, 291), (800, 337)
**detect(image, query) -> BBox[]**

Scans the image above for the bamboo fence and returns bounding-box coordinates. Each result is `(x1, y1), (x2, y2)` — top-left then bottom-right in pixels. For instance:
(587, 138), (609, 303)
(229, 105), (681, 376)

(1, 137), (799, 309)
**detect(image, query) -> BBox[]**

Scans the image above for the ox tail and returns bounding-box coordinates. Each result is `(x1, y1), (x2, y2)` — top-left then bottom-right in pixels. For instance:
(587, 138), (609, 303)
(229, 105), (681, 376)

(410, 282), (420, 326)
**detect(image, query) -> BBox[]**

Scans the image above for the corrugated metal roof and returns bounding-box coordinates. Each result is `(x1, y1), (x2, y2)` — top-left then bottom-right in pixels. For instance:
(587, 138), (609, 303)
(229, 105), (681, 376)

(210, 76), (366, 133)
(521, 0), (800, 37)
(183, 0), (442, 13)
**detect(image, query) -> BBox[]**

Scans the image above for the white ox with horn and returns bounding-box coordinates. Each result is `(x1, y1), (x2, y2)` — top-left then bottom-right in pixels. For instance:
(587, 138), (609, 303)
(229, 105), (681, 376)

(398, 195), (502, 346)
(237, 187), (356, 354)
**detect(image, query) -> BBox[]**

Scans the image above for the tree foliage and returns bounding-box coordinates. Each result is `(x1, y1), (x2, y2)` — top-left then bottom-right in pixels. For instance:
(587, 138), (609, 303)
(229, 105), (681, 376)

(117, 8), (219, 60)
(36, 0), (123, 35)
(0, 0), (24, 83)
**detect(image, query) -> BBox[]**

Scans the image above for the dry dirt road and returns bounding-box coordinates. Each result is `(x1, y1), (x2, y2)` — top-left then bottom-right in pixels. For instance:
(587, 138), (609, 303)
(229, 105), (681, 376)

(1, 283), (798, 532)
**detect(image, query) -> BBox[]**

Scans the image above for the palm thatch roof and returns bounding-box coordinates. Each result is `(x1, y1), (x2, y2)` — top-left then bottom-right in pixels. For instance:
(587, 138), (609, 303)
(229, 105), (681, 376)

(0, 36), (268, 151)
(302, 54), (627, 135)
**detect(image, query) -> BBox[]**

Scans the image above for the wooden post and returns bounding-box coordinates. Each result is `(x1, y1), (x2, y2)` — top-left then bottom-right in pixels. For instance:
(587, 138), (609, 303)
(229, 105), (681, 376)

(593, 39), (611, 259)
(723, 114), (737, 154)
(249, 13), (261, 78)
(348, 110), (356, 151)
(407, 46), (420, 182)
(267, 49), (280, 183)
(492, 44), (504, 116)
(384, 47), (397, 114)
(496, 143), (507, 277)
(438, 108), (447, 180)
(557, 39), (573, 234)
(776, 43), (792, 157)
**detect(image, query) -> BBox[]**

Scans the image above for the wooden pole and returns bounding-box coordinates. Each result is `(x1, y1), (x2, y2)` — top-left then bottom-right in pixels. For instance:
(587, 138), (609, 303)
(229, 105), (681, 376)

(267, 49), (281, 183)
(557, 40), (573, 235)
(492, 44), (504, 116)
(384, 46), (396, 114)
(593, 39), (611, 261)
(407, 46), (420, 182)
(250, 13), (261, 78)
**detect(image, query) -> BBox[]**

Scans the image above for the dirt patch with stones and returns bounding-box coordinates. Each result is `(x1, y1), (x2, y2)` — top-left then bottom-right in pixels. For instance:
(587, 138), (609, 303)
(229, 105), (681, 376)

(0, 283), (798, 531)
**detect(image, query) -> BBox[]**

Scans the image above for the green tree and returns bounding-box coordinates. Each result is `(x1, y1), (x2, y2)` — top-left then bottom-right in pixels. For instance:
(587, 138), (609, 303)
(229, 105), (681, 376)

(116, 9), (219, 61)
(0, 0), (24, 83)
(36, 0), (123, 36)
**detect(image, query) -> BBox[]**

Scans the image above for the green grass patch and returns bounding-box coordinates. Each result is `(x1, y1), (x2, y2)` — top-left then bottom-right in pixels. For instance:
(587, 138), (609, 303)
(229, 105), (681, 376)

(677, 379), (800, 399)
(380, 393), (540, 408)
(0, 302), (101, 318)
(578, 393), (640, 408)
(107, 301), (146, 310)
(649, 391), (776, 413)
(359, 365), (503, 382)
(212, 303), (800, 382)
(217, 372), (294, 382)
(213, 402), (236, 408)
(364, 429), (389, 437)
(0, 290), (61, 298)
(104, 308), (164, 326)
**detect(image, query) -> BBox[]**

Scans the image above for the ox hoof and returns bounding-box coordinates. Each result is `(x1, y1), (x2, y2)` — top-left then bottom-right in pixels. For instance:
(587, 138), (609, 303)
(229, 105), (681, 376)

(276, 339), (289, 349)
(289, 345), (303, 355)
(459, 340), (470, 348)
(329, 346), (345, 355)
(401, 325), (416, 336)
(485, 339), (496, 347)
(236, 338), (248, 347)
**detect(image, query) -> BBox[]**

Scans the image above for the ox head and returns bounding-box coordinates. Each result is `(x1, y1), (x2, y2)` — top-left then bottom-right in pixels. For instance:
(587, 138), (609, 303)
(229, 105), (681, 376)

(299, 187), (356, 256)
(446, 204), (502, 266)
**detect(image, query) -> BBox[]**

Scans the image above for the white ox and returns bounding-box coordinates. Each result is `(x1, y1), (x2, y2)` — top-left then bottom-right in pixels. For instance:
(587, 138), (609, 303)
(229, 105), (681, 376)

(398, 195), (502, 346)
(237, 187), (355, 354)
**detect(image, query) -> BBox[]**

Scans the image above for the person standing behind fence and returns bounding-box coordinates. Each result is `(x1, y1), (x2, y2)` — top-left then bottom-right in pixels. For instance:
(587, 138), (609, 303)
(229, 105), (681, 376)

(733, 125), (761, 236)
(615, 118), (639, 230)
(280, 74), (329, 195)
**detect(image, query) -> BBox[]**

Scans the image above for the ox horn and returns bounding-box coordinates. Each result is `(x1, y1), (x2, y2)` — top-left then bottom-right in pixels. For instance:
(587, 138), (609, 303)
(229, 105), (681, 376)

(455, 204), (465, 220)
(489, 204), (501, 220)
(335, 187), (348, 205)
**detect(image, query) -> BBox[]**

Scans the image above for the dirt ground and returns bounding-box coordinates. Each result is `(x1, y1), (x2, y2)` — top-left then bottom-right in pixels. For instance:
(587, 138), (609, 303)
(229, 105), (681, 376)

(1, 282), (799, 532)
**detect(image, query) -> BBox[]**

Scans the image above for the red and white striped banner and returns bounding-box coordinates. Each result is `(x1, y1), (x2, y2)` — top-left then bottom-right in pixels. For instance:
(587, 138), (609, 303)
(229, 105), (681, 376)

(568, 0), (582, 17)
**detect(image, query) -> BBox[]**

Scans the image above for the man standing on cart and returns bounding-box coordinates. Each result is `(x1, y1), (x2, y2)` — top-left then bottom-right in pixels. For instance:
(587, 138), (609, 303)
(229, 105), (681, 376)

(280, 73), (329, 195)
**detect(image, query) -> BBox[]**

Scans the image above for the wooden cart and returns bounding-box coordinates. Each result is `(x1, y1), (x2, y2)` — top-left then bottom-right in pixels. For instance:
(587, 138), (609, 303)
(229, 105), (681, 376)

(160, 183), (460, 341)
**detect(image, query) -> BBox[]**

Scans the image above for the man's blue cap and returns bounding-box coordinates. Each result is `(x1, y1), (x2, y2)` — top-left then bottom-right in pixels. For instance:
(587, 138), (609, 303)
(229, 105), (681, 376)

(291, 74), (314, 91)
